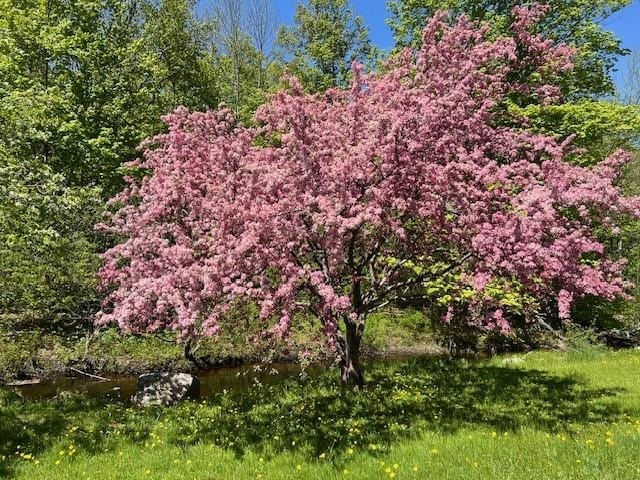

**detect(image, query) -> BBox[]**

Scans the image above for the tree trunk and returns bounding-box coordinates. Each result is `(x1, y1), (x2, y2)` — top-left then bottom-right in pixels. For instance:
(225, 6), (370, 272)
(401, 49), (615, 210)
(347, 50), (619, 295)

(337, 319), (364, 386)
(184, 338), (212, 369)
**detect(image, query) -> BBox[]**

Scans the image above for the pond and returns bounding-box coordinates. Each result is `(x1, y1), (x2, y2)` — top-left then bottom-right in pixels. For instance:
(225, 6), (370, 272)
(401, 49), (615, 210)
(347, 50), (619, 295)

(11, 361), (323, 402)
(10, 354), (432, 402)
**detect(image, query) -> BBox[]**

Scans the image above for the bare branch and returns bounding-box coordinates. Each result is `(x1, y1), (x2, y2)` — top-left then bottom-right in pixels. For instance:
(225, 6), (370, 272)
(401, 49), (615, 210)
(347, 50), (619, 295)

(246, 0), (277, 58)
(362, 252), (474, 311)
(619, 49), (640, 105)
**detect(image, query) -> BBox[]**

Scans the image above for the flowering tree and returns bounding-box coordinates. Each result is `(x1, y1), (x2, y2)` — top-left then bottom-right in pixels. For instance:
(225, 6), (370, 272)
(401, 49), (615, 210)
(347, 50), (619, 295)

(98, 6), (639, 385)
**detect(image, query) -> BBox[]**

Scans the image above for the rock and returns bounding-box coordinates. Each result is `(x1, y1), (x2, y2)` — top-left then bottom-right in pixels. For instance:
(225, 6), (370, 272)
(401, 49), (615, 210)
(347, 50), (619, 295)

(598, 329), (640, 349)
(5, 378), (41, 386)
(134, 372), (200, 407)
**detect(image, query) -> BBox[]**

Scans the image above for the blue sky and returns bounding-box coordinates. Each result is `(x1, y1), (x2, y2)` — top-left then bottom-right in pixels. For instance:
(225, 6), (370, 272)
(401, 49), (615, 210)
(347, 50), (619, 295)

(602, 1), (640, 85)
(275, 0), (640, 89)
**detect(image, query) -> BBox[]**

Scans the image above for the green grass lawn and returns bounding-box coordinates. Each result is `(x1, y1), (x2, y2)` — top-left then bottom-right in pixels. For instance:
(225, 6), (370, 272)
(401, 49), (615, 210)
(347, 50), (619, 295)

(2, 348), (640, 479)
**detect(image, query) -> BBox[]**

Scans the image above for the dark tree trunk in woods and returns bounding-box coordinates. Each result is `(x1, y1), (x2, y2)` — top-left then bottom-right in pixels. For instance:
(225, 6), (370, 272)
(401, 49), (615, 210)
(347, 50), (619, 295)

(337, 318), (364, 386)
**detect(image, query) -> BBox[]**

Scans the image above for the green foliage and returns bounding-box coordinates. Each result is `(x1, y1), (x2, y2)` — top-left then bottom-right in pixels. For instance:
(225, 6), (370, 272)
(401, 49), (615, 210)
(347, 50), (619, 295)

(0, 148), (101, 330)
(510, 101), (640, 165)
(142, 0), (219, 111)
(422, 271), (536, 317)
(277, 0), (377, 92)
(0, 0), (219, 194)
(364, 309), (433, 351)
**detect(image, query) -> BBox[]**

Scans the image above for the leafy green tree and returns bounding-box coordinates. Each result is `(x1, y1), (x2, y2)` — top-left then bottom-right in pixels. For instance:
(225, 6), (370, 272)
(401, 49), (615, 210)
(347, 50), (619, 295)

(509, 101), (640, 165)
(142, 0), (219, 111)
(387, 0), (630, 97)
(0, 0), (219, 331)
(277, 0), (376, 92)
(0, 0), (218, 194)
(0, 147), (101, 330)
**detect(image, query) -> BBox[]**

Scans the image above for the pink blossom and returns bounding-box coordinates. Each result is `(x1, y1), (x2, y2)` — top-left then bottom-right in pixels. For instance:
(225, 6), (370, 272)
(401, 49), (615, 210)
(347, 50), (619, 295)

(97, 7), (638, 351)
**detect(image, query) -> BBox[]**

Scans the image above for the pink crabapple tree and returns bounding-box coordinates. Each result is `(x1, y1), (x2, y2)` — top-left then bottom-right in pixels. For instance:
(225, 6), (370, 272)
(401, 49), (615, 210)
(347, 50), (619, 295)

(97, 5), (640, 385)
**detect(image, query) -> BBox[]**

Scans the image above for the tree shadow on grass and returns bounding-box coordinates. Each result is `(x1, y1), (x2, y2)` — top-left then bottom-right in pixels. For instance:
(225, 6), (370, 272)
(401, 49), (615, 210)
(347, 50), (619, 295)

(0, 356), (635, 476)
(196, 357), (629, 457)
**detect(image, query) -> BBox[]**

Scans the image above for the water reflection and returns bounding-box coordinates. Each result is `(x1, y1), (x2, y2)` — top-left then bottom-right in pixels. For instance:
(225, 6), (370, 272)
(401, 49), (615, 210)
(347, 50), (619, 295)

(14, 361), (326, 401)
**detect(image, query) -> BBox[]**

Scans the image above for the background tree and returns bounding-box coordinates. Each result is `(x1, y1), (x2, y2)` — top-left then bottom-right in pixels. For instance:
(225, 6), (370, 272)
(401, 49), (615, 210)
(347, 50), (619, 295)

(98, 7), (639, 385)
(142, 0), (219, 111)
(277, 0), (376, 92)
(387, 0), (630, 98)
(246, 0), (278, 90)
(0, 0), (219, 334)
(0, 0), (219, 194)
(213, 0), (245, 117)
(0, 147), (101, 332)
(212, 0), (280, 122)
(619, 49), (640, 106)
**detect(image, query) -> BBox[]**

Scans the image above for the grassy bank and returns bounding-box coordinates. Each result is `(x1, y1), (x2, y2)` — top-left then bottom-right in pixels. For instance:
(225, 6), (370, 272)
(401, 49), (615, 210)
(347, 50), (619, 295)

(1, 348), (639, 479)
(0, 310), (436, 380)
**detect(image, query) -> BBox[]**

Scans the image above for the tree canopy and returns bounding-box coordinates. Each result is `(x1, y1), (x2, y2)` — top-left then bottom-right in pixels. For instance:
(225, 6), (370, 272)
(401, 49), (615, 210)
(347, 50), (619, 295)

(0, 0), (219, 194)
(277, 0), (376, 92)
(98, 6), (640, 384)
(387, 0), (631, 97)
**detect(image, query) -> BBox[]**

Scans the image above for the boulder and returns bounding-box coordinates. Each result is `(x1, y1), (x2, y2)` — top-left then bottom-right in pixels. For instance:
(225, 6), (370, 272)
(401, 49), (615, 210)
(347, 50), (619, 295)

(134, 372), (200, 407)
(598, 329), (640, 349)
